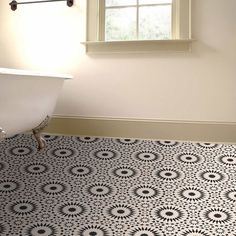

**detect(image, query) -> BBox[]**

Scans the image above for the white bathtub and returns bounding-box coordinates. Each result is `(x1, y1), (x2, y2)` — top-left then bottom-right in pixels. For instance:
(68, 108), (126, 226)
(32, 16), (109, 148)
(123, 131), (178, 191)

(0, 68), (72, 148)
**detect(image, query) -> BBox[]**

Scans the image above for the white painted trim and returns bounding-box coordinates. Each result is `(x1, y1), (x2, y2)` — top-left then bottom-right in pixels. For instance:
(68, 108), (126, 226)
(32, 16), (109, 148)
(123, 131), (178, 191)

(172, 0), (179, 39)
(98, 0), (105, 41)
(85, 0), (192, 53)
(0, 68), (73, 79)
(51, 115), (236, 125)
(81, 39), (193, 53)
(45, 116), (236, 144)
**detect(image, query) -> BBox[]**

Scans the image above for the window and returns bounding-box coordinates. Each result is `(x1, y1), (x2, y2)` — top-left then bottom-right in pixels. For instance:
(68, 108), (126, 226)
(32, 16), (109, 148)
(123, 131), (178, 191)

(84, 0), (192, 53)
(103, 0), (172, 41)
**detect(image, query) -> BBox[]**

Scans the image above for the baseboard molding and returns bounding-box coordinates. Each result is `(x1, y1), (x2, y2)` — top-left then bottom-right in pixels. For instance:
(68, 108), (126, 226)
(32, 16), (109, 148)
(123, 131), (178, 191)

(45, 116), (236, 144)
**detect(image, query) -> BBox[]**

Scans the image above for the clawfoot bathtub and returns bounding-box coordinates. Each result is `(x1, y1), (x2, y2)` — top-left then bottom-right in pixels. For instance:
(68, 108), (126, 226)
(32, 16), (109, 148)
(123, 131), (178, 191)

(0, 68), (72, 150)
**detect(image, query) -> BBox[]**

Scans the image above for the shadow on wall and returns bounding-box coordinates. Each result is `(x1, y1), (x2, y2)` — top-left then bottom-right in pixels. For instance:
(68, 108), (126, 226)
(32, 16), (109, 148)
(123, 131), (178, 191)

(0, 0), (85, 73)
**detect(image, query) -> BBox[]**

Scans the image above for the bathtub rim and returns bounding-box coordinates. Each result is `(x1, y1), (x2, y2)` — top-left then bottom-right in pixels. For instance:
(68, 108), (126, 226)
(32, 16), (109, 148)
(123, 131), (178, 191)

(0, 67), (73, 80)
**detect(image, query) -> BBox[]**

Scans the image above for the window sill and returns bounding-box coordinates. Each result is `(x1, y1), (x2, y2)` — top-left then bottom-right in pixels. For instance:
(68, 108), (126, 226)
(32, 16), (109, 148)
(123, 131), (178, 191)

(81, 39), (194, 54)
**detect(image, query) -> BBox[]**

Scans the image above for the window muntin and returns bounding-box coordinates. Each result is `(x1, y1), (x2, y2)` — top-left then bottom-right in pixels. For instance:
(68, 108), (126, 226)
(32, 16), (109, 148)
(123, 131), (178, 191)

(84, 0), (192, 53)
(104, 0), (172, 41)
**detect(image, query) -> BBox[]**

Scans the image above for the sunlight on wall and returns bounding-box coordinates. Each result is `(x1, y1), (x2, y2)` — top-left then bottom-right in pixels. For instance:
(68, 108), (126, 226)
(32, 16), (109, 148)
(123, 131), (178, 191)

(1, 0), (236, 122)
(9, 0), (85, 72)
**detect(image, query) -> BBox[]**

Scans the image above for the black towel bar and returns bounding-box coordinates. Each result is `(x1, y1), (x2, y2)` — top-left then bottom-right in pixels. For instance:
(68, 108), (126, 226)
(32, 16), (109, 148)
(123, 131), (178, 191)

(9, 0), (74, 11)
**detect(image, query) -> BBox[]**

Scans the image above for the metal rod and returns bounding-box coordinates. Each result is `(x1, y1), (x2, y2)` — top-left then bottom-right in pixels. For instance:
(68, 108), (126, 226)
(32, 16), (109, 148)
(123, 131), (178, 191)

(16, 0), (66, 5)
(10, 0), (73, 11)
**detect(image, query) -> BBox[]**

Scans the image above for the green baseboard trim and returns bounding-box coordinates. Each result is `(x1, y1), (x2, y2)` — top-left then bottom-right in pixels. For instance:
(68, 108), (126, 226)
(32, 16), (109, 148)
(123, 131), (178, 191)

(45, 116), (236, 144)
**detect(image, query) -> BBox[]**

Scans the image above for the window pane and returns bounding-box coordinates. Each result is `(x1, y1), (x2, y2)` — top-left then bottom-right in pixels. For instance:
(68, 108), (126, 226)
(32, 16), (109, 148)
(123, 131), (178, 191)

(139, 5), (171, 40)
(105, 8), (136, 41)
(139, 0), (172, 4)
(106, 0), (136, 7)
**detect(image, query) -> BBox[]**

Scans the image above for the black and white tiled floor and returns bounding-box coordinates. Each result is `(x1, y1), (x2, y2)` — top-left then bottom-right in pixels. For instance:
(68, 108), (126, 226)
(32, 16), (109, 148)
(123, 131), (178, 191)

(0, 134), (236, 236)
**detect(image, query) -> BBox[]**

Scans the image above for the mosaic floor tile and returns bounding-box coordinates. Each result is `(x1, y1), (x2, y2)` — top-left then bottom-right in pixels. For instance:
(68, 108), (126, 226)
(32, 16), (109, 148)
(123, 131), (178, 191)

(0, 134), (236, 236)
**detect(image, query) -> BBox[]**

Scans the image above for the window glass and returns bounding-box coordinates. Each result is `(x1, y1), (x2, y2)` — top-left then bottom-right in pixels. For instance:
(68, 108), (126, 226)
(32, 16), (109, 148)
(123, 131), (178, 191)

(105, 8), (136, 41)
(104, 0), (173, 41)
(139, 5), (171, 40)
(106, 0), (136, 7)
(139, 0), (172, 4)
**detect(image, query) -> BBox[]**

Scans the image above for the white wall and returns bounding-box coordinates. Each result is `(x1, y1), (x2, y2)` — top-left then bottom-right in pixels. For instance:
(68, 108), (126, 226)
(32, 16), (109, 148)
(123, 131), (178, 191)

(0, 0), (236, 122)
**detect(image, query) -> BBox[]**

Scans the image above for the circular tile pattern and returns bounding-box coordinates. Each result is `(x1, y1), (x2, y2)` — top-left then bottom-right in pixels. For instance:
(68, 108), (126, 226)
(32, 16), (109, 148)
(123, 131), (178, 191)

(73, 136), (101, 143)
(0, 223), (8, 234)
(131, 185), (160, 199)
(175, 153), (203, 164)
(202, 208), (232, 223)
(8, 200), (39, 216)
(38, 181), (69, 195)
(65, 165), (95, 177)
(114, 138), (141, 145)
(106, 205), (135, 219)
(5, 145), (36, 157)
(43, 135), (61, 142)
(214, 228), (226, 234)
(77, 225), (110, 236)
(180, 229), (210, 236)
(0, 180), (22, 193)
(24, 223), (59, 236)
(5, 134), (20, 140)
(177, 187), (206, 201)
(85, 183), (115, 197)
(133, 151), (162, 162)
(217, 154), (236, 165)
(198, 170), (226, 182)
(21, 162), (51, 175)
(56, 202), (87, 218)
(165, 226), (176, 232)
(47, 147), (78, 159)
(110, 167), (139, 179)
(0, 161), (8, 172)
(2, 133), (236, 235)
(155, 169), (183, 181)
(155, 141), (180, 147)
(154, 207), (184, 221)
(128, 227), (162, 236)
(223, 189), (236, 202)
(196, 143), (219, 149)
(91, 149), (121, 161)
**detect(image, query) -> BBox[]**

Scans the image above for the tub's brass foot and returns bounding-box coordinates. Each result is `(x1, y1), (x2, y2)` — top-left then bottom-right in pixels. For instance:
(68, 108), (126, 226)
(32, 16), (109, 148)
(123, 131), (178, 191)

(32, 116), (50, 150)
(0, 127), (6, 141)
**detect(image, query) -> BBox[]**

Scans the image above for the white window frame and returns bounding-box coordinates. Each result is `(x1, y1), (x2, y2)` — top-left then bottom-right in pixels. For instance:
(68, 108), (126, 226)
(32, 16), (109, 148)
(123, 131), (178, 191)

(99, 0), (174, 41)
(83, 0), (193, 53)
